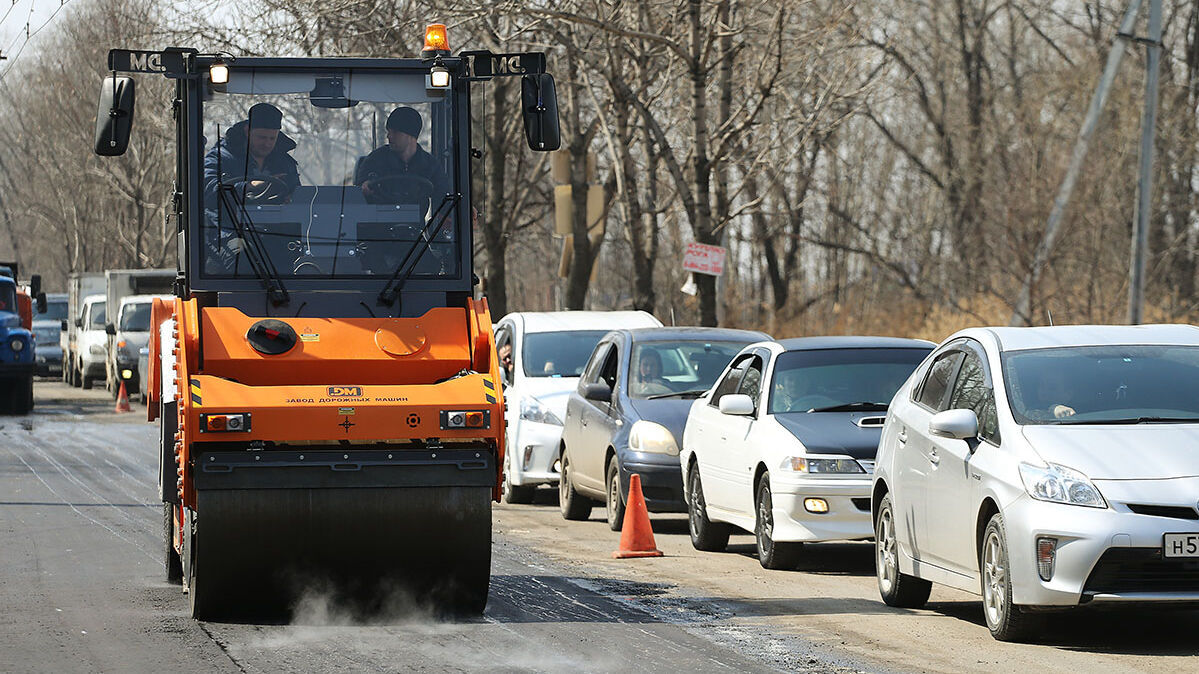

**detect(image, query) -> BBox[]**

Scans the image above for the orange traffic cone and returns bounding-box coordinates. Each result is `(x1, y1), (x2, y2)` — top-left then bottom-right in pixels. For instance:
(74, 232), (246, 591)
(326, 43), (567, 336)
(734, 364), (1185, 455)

(612, 473), (663, 559)
(115, 381), (132, 413)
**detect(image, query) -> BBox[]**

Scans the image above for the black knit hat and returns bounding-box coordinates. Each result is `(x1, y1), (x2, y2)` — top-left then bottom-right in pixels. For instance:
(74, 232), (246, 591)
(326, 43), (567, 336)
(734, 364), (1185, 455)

(247, 103), (283, 130)
(386, 106), (422, 137)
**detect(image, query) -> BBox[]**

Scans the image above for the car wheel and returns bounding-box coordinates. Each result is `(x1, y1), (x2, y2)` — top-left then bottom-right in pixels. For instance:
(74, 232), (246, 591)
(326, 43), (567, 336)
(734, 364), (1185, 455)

(605, 458), (626, 531)
(981, 513), (1042, 642)
(558, 450), (593, 521)
(687, 463), (731, 552)
(502, 455), (536, 505)
(81, 373), (93, 390)
(875, 493), (932, 608)
(755, 474), (802, 569)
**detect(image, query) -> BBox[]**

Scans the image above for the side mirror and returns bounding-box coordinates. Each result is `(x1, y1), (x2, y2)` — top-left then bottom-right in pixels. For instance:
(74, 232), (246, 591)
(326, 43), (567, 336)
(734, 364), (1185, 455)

(30, 274), (42, 297)
(74, 318), (82, 329)
(60, 319), (68, 331)
(105, 322), (117, 336)
(94, 75), (136, 156)
(718, 394), (756, 416)
(581, 382), (611, 403)
(36, 292), (46, 314)
(929, 409), (979, 441)
(521, 73), (561, 152)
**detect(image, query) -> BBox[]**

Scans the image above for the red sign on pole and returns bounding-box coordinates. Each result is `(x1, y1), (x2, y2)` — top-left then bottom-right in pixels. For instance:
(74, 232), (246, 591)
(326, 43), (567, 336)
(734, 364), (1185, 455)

(682, 242), (726, 276)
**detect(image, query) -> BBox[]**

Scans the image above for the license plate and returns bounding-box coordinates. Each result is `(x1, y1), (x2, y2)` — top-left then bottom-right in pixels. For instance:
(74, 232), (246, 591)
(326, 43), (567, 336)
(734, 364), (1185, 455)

(1163, 533), (1199, 558)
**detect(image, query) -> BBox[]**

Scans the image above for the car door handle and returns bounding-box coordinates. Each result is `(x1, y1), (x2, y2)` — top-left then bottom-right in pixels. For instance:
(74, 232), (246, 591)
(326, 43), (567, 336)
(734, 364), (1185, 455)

(897, 429), (907, 444)
(929, 448), (940, 465)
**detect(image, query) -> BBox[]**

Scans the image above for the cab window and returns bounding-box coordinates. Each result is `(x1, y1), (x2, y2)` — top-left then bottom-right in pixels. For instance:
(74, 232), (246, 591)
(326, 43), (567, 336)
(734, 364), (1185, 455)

(710, 355), (751, 407)
(735, 356), (764, 413)
(580, 343), (611, 387)
(948, 349), (1001, 445)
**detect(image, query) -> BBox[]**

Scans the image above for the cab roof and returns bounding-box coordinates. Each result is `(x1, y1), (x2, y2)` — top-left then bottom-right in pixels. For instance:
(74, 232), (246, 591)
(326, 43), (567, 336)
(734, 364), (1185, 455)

(774, 336), (934, 351)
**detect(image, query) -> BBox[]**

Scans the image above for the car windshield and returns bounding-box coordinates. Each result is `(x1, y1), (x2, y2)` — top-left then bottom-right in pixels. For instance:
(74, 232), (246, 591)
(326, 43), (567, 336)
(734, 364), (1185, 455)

(202, 68), (460, 281)
(43, 300), (68, 322)
(1004, 345), (1199, 424)
(89, 302), (106, 328)
(34, 325), (58, 345)
(768, 348), (931, 414)
(522, 330), (608, 378)
(629, 340), (748, 399)
(119, 302), (153, 331)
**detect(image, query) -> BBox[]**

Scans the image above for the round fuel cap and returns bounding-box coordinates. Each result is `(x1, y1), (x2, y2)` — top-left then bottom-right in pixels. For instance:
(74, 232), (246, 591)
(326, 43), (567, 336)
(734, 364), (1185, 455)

(246, 319), (298, 355)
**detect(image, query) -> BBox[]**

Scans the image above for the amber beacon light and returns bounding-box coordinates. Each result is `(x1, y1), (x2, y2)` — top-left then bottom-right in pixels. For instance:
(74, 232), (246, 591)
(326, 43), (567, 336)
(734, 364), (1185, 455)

(423, 24), (450, 53)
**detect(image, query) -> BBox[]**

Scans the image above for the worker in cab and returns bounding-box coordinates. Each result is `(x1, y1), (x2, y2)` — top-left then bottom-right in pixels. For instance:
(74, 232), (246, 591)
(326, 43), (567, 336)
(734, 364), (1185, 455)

(203, 102), (301, 205)
(355, 106), (450, 217)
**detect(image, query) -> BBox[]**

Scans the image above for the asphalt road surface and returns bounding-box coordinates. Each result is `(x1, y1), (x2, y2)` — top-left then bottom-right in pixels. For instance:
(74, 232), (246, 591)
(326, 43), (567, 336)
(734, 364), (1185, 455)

(3, 381), (1198, 673)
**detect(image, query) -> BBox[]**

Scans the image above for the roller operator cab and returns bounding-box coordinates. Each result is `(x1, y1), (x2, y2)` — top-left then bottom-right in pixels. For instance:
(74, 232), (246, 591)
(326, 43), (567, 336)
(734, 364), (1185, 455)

(0, 266), (46, 414)
(95, 27), (561, 618)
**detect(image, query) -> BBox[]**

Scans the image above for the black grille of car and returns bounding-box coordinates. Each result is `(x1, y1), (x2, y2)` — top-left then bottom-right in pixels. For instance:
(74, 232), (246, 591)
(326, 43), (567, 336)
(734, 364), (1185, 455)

(851, 498), (871, 512)
(1083, 548), (1199, 595)
(1126, 504), (1199, 520)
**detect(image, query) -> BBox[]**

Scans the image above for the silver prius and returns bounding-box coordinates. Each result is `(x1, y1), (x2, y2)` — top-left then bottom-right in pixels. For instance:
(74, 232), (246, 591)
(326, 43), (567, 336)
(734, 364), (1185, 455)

(872, 324), (1199, 641)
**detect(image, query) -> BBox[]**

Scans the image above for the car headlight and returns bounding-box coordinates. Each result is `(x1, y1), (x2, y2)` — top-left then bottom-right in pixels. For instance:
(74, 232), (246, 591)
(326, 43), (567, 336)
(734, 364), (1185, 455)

(520, 396), (563, 426)
(90, 344), (106, 355)
(780, 456), (865, 473)
(10, 338), (24, 352)
(1018, 462), (1106, 508)
(628, 420), (679, 456)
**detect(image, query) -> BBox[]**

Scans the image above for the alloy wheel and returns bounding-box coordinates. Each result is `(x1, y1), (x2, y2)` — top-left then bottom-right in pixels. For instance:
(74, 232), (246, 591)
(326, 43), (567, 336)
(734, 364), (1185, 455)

(982, 529), (1006, 627)
(877, 503), (898, 595)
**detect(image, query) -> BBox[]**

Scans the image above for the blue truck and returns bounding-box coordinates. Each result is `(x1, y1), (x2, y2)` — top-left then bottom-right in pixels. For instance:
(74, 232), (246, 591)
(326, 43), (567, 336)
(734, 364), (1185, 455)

(0, 263), (46, 414)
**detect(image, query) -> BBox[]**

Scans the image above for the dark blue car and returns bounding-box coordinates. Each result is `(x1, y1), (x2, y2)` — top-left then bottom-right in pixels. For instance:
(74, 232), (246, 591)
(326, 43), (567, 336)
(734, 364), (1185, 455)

(558, 326), (769, 529)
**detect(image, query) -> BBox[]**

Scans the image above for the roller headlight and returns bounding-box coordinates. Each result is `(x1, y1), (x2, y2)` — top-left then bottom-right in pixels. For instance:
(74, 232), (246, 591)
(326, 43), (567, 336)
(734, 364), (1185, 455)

(628, 420), (679, 456)
(1018, 463), (1106, 508)
(10, 338), (23, 352)
(780, 456), (865, 473)
(519, 396), (563, 426)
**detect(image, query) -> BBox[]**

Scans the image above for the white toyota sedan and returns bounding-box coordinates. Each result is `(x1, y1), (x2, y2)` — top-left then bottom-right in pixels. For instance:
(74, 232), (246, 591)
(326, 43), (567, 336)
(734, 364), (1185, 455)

(873, 324), (1199, 641)
(681, 337), (933, 569)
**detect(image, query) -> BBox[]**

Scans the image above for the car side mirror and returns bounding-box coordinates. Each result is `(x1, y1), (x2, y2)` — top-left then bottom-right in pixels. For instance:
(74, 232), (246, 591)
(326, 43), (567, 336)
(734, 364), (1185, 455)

(929, 409), (978, 441)
(521, 73), (561, 152)
(581, 382), (611, 403)
(105, 322), (117, 336)
(95, 75), (136, 156)
(36, 292), (47, 314)
(74, 318), (82, 329)
(719, 394), (755, 416)
(30, 274), (42, 297)
(60, 319), (68, 331)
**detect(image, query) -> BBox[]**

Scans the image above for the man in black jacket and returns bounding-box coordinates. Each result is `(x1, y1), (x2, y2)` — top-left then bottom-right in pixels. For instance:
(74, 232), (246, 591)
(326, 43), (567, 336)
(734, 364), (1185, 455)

(204, 103), (301, 205)
(354, 106), (450, 218)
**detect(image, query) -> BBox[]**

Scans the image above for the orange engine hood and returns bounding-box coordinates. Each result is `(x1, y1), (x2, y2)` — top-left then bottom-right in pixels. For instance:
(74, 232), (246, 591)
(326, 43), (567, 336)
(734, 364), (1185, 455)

(200, 307), (472, 386)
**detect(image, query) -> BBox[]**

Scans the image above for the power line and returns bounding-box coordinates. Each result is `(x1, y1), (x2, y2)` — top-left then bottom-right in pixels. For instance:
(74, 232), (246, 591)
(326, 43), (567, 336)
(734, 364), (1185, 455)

(0, 0), (75, 81)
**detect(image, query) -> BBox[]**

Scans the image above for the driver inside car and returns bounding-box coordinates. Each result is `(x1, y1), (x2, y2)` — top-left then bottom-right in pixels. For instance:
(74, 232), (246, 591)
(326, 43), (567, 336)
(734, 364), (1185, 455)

(354, 106), (450, 218)
(203, 102), (301, 205)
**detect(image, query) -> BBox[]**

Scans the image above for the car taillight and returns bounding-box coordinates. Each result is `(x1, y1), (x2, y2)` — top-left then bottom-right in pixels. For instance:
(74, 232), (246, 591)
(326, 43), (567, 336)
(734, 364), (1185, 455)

(200, 413), (250, 432)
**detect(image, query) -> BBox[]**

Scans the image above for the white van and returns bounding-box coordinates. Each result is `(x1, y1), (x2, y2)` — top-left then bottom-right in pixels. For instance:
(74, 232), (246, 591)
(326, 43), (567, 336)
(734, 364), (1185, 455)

(76, 294), (108, 389)
(494, 310), (662, 503)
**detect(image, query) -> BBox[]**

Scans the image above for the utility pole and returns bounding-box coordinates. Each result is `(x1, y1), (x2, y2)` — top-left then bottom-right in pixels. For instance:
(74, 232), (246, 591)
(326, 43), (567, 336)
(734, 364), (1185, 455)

(1128, 0), (1162, 324)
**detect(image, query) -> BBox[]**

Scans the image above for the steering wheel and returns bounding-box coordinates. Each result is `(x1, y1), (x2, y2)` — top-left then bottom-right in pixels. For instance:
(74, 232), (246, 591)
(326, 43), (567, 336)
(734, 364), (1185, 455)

(238, 175), (292, 204)
(366, 174), (435, 205)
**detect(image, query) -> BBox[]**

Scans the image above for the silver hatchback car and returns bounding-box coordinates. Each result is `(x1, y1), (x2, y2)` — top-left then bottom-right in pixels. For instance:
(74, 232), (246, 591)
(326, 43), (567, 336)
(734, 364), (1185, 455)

(872, 325), (1199, 641)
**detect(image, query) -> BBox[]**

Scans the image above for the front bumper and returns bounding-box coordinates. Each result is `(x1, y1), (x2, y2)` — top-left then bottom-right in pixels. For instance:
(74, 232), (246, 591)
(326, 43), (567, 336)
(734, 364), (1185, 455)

(506, 419), (563, 486)
(620, 456), (685, 513)
(35, 348), (62, 374)
(0, 362), (36, 378)
(769, 474), (874, 543)
(1004, 490), (1199, 607)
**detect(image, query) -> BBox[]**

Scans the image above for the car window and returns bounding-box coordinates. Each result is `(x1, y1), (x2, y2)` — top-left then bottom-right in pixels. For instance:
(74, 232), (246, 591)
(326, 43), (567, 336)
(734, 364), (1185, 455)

(629, 339), (748, 399)
(736, 356), (764, 412)
(119, 303), (153, 331)
(710, 356), (750, 407)
(88, 302), (107, 329)
(580, 343), (611, 386)
(599, 344), (619, 390)
(522, 330), (609, 377)
(948, 350), (1001, 445)
(915, 350), (963, 411)
(769, 347), (932, 414)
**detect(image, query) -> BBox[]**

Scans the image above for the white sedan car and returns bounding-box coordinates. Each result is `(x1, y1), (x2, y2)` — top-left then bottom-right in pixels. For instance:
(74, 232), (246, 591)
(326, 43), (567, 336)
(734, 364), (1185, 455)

(873, 325), (1199, 641)
(681, 337), (933, 569)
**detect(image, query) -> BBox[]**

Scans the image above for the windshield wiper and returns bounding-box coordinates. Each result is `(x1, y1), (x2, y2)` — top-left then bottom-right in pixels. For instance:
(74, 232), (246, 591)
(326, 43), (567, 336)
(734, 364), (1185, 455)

(645, 388), (709, 400)
(217, 184), (289, 305)
(807, 402), (889, 413)
(378, 192), (460, 307)
(1055, 416), (1199, 425)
